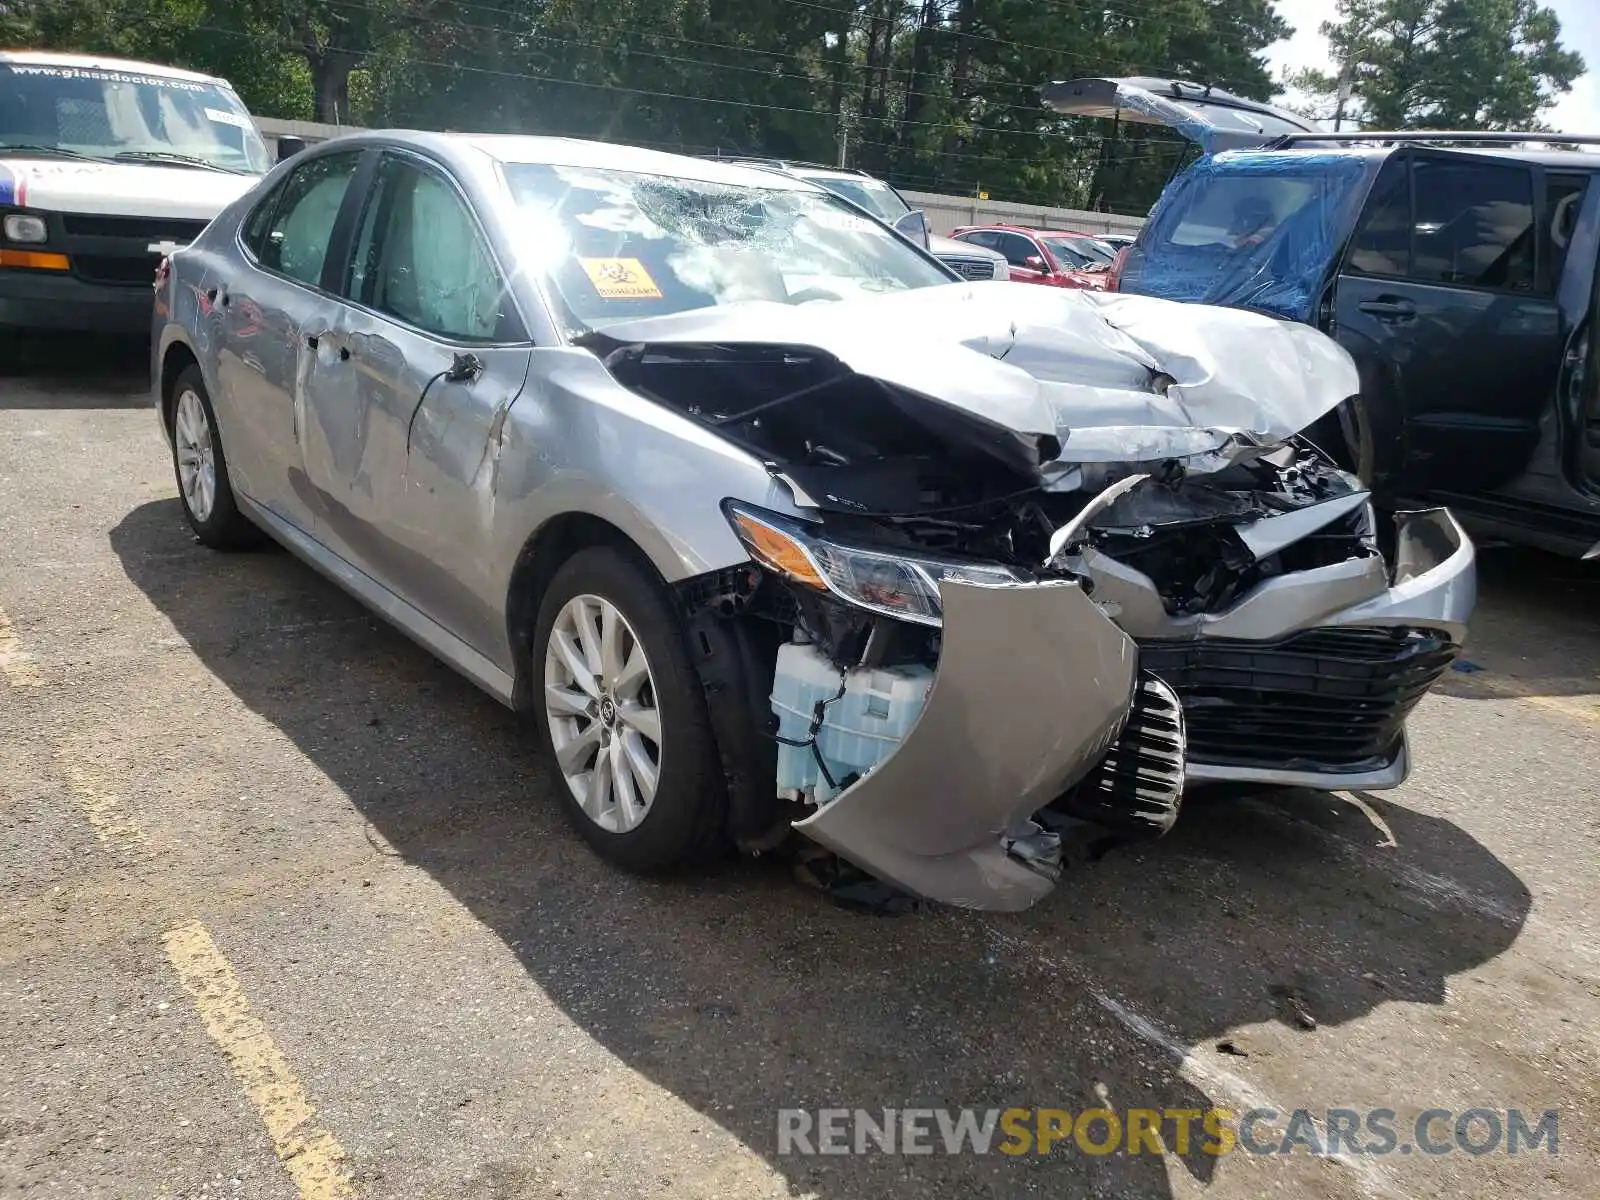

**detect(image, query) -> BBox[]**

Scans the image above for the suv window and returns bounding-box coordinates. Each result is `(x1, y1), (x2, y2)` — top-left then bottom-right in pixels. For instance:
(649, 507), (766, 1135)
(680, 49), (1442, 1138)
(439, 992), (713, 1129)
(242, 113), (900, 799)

(348, 155), (512, 341)
(1346, 168), (1411, 277)
(247, 152), (360, 287)
(1411, 159), (1535, 291)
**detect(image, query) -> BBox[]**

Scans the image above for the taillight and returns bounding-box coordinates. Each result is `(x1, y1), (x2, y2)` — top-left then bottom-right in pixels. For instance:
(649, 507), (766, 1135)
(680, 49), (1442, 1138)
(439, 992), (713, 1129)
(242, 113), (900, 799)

(1106, 246), (1131, 292)
(153, 256), (170, 292)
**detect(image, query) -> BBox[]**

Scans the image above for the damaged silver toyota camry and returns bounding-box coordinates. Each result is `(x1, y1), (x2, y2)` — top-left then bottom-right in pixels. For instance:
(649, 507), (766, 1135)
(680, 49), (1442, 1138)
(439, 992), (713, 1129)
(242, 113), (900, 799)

(154, 133), (1475, 911)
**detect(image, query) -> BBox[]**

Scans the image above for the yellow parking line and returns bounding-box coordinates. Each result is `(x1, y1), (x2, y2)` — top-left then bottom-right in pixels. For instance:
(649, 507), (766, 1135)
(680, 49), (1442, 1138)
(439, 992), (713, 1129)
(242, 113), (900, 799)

(60, 763), (150, 854)
(163, 921), (357, 1200)
(1448, 672), (1600, 728)
(0, 605), (42, 688)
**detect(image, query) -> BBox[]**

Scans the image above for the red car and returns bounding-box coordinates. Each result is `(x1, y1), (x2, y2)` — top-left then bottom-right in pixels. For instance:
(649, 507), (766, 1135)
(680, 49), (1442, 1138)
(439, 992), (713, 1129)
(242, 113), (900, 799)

(948, 224), (1116, 290)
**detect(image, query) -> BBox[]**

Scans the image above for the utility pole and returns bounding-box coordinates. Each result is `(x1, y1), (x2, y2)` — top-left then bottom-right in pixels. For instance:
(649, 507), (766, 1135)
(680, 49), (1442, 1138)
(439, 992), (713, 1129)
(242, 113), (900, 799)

(836, 122), (849, 168)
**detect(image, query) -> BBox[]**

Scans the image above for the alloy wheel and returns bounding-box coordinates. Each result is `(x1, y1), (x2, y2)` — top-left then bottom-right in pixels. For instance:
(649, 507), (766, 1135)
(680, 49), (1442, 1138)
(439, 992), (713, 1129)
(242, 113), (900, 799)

(542, 593), (663, 833)
(173, 387), (217, 523)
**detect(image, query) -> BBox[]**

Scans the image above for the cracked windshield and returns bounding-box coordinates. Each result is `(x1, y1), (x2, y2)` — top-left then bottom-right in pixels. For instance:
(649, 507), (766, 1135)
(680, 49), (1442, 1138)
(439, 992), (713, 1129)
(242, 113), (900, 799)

(503, 162), (951, 329)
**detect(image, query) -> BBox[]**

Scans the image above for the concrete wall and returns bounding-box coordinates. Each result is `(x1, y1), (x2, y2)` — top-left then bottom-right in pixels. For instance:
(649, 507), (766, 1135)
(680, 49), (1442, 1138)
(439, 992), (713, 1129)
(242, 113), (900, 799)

(255, 117), (1147, 236)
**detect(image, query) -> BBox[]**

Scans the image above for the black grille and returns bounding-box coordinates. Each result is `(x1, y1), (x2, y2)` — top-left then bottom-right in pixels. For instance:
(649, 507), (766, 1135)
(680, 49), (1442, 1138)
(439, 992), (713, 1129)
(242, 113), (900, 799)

(71, 255), (163, 287)
(1139, 626), (1459, 774)
(1056, 673), (1186, 837)
(942, 256), (998, 280)
(59, 214), (209, 241)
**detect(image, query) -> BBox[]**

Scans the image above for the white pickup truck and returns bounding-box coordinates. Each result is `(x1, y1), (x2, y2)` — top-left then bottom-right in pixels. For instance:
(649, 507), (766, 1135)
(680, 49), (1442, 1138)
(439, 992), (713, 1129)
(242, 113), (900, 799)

(0, 50), (272, 334)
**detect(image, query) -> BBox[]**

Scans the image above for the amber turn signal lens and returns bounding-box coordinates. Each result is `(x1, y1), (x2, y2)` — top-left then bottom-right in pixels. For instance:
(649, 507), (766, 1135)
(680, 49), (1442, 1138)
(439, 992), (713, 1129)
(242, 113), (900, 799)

(0, 249), (70, 271)
(729, 511), (828, 590)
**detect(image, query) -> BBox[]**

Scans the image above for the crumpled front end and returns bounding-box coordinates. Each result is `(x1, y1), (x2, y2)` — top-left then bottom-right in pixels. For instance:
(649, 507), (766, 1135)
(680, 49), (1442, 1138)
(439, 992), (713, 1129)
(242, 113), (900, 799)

(788, 578), (1137, 912)
(1069, 479), (1474, 790)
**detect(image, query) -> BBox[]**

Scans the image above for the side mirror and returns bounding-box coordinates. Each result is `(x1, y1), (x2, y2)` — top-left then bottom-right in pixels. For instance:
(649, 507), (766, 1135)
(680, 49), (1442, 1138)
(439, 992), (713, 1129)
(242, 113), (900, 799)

(893, 209), (931, 248)
(275, 136), (308, 163)
(1023, 255), (1050, 273)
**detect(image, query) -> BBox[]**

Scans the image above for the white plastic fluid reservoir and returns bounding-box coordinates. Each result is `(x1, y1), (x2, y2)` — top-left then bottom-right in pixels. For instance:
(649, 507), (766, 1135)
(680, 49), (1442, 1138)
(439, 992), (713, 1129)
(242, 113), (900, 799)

(770, 640), (934, 805)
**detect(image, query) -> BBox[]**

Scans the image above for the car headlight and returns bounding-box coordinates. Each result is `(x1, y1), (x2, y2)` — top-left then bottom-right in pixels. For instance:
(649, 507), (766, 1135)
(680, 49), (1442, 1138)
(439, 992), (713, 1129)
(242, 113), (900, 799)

(3, 214), (48, 244)
(724, 501), (1028, 627)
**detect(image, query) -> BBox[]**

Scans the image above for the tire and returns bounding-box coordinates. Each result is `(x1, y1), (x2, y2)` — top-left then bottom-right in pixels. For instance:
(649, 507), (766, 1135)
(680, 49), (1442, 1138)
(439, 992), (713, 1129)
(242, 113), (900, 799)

(167, 364), (256, 549)
(531, 546), (728, 872)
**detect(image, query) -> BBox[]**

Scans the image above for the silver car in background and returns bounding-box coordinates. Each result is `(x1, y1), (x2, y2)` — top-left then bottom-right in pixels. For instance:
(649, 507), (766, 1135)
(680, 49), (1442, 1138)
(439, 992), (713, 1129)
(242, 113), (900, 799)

(153, 131), (1475, 912)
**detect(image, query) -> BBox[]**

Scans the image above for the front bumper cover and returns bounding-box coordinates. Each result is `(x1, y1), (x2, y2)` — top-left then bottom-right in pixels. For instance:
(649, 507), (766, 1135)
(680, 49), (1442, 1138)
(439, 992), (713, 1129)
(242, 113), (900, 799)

(792, 577), (1138, 912)
(1080, 507), (1475, 791)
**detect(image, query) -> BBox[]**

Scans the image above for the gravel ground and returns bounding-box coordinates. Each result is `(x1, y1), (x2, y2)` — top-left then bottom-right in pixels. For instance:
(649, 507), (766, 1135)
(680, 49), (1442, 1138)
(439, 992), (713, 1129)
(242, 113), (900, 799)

(2, 337), (1598, 1200)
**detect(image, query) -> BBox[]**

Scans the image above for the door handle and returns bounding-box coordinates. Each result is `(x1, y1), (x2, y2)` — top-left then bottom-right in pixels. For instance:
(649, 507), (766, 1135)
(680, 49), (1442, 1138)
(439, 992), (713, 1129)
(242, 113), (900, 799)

(1357, 296), (1417, 320)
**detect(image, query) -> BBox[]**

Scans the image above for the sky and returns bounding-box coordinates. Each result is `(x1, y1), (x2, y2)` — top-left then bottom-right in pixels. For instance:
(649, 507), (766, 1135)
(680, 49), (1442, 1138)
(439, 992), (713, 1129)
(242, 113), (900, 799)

(1265, 0), (1600, 132)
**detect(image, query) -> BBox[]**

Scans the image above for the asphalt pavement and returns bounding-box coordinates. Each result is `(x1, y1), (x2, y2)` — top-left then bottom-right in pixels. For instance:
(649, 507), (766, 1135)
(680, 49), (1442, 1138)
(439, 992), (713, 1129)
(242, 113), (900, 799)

(2, 335), (1598, 1200)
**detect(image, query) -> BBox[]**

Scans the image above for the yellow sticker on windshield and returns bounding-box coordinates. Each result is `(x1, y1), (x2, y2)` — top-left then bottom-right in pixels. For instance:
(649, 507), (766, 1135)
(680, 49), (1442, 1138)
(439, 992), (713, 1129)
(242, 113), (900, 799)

(578, 257), (663, 300)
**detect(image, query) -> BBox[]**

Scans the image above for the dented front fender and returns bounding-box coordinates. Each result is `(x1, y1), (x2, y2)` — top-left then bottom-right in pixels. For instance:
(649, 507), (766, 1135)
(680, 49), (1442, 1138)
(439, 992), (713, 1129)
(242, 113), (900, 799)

(792, 578), (1137, 912)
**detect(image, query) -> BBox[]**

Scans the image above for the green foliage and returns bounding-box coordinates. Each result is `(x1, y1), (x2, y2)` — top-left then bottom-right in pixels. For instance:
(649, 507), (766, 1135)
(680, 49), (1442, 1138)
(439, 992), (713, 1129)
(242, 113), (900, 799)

(1284, 0), (1585, 130)
(9, 0), (1586, 208)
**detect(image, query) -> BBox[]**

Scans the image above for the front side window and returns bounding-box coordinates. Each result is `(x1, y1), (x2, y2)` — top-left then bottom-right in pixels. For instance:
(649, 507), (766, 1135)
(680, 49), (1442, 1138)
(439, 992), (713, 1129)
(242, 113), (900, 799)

(251, 153), (360, 287)
(808, 176), (911, 222)
(0, 61), (269, 173)
(501, 163), (952, 332)
(994, 232), (1039, 267)
(1410, 159), (1535, 291)
(347, 156), (512, 341)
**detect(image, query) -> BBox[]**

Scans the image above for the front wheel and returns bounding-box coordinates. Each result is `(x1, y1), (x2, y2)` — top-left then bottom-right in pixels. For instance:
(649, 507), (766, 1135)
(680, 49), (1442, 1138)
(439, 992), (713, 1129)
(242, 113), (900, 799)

(531, 547), (728, 871)
(168, 366), (256, 549)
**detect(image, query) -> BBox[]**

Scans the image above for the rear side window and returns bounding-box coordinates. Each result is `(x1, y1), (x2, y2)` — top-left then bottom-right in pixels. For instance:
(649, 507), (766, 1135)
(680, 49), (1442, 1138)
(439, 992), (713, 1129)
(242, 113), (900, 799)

(955, 230), (999, 250)
(1411, 160), (1535, 291)
(246, 152), (360, 287)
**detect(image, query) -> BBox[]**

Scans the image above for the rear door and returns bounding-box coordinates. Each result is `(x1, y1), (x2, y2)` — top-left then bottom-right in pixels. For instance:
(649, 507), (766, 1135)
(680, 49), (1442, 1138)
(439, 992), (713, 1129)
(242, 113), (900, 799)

(215, 148), (367, 530)
(321, 149), (532, 656)
(1332, 151), (1563, 493)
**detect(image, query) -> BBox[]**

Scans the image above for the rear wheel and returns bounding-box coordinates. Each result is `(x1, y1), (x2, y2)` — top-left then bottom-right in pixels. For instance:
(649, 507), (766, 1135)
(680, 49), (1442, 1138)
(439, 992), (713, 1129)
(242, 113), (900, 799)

(532, 547), (727, 871)
(168, 366), (255, 549)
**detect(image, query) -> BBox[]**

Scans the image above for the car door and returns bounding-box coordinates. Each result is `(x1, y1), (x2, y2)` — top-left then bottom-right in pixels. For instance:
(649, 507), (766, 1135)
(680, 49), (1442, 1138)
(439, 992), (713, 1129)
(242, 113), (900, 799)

(213, 149), (367, 530)
(315, 149), (533, 656)
(1332, 151), (1563, 494)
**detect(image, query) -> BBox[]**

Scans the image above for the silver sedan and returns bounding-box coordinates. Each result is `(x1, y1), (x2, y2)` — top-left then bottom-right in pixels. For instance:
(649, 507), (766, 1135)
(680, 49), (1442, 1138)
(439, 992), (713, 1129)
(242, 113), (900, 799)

(152, 131), (1475, 911)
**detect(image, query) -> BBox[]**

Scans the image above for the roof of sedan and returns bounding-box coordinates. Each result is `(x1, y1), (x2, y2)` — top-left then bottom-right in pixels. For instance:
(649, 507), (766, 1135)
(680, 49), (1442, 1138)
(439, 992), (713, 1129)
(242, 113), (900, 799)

(443, 132), (819, 189)
(959, 224), (1107, 239)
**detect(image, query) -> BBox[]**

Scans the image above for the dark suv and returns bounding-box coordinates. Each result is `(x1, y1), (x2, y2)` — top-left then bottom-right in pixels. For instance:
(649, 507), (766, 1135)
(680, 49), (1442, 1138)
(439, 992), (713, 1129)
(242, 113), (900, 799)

(1047, 77), (1600, 560)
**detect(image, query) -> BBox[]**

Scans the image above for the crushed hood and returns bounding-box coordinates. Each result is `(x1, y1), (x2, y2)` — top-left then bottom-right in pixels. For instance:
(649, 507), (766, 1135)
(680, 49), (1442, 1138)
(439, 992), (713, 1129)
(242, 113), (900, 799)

(585, 283), (1360, 469)
(0, 157), (257, 220)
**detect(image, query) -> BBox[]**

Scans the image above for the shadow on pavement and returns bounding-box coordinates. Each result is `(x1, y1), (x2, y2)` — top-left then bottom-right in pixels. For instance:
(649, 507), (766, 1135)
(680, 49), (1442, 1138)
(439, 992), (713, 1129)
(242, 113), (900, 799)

(1, 332), (149, 402)
(109, 497), (1533, 1199)
(1435, 545), (1600, 701)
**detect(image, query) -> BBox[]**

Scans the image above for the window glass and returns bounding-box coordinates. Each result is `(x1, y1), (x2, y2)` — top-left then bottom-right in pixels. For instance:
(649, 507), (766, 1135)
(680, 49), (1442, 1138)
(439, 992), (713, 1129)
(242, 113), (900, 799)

(350, 157), (509, 341)
(1545, 175), (1588, 285)
(1345, 167), (1411, 277)
(995, 232), (1038, 267)
(1039, 235), (1099, 269)
(1411, 160), (1535, 291)
(500, 162), (952, 332)
(254, 153), (360, 287)
(1158, 175), (1317, 249)
(954, 230), (998, 250)
(0, 61), (269, 173)
(809, 176), (910, 221)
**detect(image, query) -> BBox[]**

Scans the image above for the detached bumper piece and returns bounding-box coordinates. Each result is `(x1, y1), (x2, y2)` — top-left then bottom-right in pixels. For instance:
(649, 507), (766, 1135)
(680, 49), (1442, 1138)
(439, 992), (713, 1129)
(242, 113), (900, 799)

(1140, 625), (1459, 777)
(1052, 672), (1186, 837)
(791, 578), (1137, 913)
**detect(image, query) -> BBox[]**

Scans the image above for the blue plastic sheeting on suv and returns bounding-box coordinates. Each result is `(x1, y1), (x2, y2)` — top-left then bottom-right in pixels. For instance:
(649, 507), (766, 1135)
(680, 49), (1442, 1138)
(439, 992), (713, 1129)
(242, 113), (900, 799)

(1118, 150), (1382, 322)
